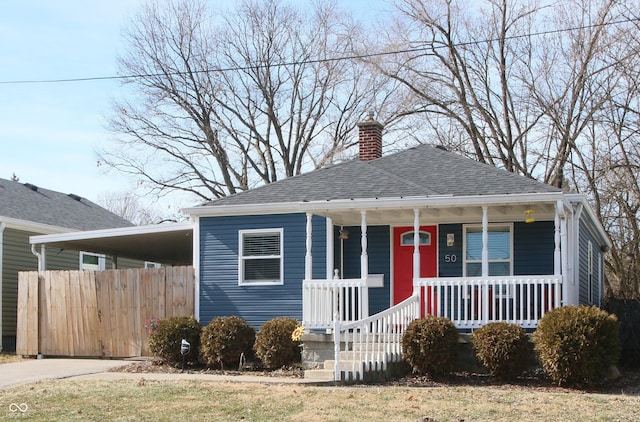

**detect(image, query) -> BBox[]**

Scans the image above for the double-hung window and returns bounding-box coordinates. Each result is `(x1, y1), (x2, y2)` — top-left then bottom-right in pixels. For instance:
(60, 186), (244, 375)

(464, 225), (512, 277)
(239, 229), (283, 285)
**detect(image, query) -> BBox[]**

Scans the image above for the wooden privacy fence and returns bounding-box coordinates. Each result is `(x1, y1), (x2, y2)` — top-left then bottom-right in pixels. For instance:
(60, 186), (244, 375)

(16, 266), (194, 358)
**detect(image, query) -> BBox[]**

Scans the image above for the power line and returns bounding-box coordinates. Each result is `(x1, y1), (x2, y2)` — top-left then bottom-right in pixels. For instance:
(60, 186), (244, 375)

(0, 15), (637, 85)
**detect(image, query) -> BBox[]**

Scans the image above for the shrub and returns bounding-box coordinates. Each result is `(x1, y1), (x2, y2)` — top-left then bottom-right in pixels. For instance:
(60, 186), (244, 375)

(148, 316), (201, 366)
(604, 298), (640, 369)
(402, 316), (458, 376)
(254, 317), (301, 369)
(533, 305), (620, 386)
(201, 316), (256, 369)
(471, 322), (533, 379)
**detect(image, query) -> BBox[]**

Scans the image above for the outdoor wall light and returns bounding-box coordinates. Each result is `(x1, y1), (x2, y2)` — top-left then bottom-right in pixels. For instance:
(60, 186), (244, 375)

(339, 227), (349, 240)
(524, 209), (535, 223)
(447, 233), (455, 247)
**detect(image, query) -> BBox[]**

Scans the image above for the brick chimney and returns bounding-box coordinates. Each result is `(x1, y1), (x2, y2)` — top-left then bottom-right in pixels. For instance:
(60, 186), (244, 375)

(357, 111), (383, 161)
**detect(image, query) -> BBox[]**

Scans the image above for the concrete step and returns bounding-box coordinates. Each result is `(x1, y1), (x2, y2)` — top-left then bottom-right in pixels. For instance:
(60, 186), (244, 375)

(303, 367), (335, 382)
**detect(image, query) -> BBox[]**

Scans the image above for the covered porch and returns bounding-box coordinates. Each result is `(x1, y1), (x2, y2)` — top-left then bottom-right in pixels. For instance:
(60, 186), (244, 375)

(301, 193), (571, 331)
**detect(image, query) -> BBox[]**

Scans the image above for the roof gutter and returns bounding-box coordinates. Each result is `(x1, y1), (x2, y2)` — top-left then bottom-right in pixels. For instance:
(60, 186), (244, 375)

(29, 221), (193, 246)
(182, 192), (566, 217)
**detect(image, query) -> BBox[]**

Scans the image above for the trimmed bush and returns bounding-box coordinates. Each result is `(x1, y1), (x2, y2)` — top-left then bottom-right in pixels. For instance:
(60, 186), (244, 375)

(254, 317), (301, 369)
(471, 322), (533, 379)
(402, 316), (458, 376)
(148, 316), (202, 366)
(533, 305), (620, 386)
(201, 316), (256, 369)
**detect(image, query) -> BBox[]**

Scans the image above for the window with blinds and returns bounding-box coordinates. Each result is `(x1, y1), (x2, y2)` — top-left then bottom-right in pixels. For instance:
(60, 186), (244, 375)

(238, 229), (283, 285)
(464, 225), (512, 277)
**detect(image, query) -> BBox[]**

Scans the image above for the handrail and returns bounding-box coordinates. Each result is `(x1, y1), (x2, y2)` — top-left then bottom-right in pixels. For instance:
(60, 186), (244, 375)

(333, 294), (420, 382)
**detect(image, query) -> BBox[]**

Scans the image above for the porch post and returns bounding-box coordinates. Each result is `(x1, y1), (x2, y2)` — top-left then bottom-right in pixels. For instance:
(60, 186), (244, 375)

(554, 201), (561, 276)
(326, 217), (334, 279)
(560, 202), (570, 305)
(360, 210), (369, 318)
(305, 212), (313, 281)
(481, 206), (488, 277)
(482, 206), (489, 322)
(413, 208), (420, 282)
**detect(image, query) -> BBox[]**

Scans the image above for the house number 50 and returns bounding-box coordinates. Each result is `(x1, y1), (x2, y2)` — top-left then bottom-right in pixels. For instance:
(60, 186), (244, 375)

(444, 254), (457, 263)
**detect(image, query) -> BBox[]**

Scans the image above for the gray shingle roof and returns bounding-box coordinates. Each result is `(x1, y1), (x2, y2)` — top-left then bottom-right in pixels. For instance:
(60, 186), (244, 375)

(204, 144), (560, 207)
(0, 177), (134, 230)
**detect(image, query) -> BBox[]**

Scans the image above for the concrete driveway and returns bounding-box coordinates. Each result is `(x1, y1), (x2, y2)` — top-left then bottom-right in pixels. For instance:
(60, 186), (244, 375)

(0, 358), (130, 391)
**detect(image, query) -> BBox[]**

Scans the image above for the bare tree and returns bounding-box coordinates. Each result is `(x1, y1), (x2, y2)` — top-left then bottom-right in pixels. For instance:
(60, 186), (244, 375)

(99, 0), (387, 201)
(96, 191), (175, 225)
(374, 0), (640, 297)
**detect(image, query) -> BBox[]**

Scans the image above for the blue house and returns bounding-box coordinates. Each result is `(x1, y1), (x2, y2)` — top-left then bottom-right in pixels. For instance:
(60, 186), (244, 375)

(29, 116), (611, 379)
(183, 116), (611, 338)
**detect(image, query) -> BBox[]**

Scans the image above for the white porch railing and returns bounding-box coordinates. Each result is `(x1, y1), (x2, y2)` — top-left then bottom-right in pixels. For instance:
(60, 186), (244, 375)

(302, 278), (369, 329)
(333, 294), (420, 382)
(414, 276), (562, 329)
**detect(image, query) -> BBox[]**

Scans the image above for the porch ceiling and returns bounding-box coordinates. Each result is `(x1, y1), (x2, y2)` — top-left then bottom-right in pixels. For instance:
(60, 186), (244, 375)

(313, 202), (557, 226)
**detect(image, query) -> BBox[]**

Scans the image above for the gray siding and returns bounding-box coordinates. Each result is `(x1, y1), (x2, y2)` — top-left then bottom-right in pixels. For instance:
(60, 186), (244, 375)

(334, 225), (391, 314)
(199, 213), (326, 328)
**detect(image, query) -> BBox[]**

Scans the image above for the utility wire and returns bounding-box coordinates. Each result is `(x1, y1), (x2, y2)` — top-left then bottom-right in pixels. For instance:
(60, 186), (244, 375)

(0, 15), (637, 85)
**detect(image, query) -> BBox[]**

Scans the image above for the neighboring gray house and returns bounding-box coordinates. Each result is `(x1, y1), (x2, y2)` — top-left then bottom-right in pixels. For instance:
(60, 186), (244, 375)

(0, 178), (134, 351)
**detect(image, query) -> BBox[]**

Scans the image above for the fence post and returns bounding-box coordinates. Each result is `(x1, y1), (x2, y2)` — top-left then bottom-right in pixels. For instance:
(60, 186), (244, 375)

(333, 312), (341, 381)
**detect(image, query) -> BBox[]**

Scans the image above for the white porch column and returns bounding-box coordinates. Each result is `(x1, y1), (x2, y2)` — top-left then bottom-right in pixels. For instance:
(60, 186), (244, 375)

(326, 217), (334, 279)
(360, 210), (369, 318)
(305, 212), (313, 281)
(360, 211), (368, 280)
(561, 206), (570, 305)
(413, 208), (420, 281)
(482, 206), (489, 277)
(554, 201), (562, 276)
(482, 206), (489, 322)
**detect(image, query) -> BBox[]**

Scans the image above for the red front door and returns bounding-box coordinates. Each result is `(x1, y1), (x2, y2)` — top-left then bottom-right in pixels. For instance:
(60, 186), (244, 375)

(393, 226), (438, 305)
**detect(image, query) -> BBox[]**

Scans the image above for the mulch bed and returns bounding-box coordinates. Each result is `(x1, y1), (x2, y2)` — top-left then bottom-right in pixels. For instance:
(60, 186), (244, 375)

(111, 359), (640, 394)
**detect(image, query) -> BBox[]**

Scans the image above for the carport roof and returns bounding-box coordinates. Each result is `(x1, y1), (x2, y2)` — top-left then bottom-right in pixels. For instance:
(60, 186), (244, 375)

(30, 222), (193, 266)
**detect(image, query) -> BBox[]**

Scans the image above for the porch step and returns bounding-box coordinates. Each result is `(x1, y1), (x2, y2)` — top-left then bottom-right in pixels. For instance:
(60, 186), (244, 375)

(303, 367), (335, 382)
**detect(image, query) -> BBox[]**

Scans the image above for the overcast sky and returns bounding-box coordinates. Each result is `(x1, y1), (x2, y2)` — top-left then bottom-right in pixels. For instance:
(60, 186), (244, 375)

(0, 0), (388, 215)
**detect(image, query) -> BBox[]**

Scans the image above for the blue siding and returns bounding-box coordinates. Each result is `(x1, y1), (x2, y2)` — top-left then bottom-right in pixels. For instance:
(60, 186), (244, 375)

(199, 213), (326, 328)
(335, 225), (391, 314)
(438, 224), (463, 277)
(578, 219), (603, 306)
(513, 221), (554, 275)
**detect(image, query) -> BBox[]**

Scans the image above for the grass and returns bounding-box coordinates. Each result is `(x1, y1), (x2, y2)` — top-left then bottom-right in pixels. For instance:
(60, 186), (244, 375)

(0, 352), (23, 364)
(1, 378), (639, 421)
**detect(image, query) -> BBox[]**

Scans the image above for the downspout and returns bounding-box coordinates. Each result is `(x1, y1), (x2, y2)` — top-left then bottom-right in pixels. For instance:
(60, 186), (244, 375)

(191, 216), (200, 321)
(0, 220), (5, 351)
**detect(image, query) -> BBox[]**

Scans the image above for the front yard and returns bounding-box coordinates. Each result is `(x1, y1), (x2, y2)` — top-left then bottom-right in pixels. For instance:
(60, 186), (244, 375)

(1, 372), (639, 421)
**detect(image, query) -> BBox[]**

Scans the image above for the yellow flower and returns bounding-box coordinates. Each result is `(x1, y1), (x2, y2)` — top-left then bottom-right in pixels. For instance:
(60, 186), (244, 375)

(291, 325), (305, 342)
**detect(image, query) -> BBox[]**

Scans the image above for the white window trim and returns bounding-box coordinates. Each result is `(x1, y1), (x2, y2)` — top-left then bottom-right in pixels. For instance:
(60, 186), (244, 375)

(238, 228), (284, 286)
(80, 251), (106, 271)
(463, 223), (513, 277)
